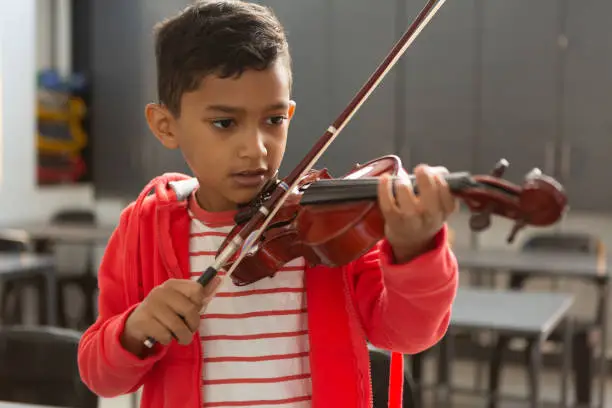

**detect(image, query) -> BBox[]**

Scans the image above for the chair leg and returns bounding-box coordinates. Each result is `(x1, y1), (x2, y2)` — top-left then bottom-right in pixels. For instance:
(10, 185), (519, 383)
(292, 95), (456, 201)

(403, 371), (417, 408)
(572, 330), (593, 405)
(437, 333), (454, 408)
(410, 354), (424, 407)
(56, 282), (67, 328)
(526, 339), (542, 408)
(35, 276), (48, 326)
(6, 282), (25, 325)
(487, 335), (510, 408)
(0, 281), (14, 323)
(13, 291), (24, 324)
(82, 277), (98, 326)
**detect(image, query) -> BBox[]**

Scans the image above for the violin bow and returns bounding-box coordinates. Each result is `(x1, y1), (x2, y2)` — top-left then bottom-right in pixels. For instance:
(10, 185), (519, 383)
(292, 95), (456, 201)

(198, 0), (448, 286)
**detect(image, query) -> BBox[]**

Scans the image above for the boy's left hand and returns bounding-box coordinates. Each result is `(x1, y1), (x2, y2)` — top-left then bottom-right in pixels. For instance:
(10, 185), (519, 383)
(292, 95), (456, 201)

(378, 164), (457, 263)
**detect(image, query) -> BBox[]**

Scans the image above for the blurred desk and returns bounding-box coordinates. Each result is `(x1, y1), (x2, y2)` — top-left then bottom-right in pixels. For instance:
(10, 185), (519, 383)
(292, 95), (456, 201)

(454, 248), (609, 279)
(0, 223), (115, 245)
(448, 288), (574, 408)
(454, 247), (610, 408)
(0, 254), (56, 325)
(0, 403), (61, 408)
(452, 288), (575, 339)
(0, 223), (113, 327)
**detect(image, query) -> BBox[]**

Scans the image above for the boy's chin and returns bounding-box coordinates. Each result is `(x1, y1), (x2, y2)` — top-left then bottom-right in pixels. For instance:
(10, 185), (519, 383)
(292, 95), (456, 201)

(232, 190), (262, 208)
(231, 179), (276, 207)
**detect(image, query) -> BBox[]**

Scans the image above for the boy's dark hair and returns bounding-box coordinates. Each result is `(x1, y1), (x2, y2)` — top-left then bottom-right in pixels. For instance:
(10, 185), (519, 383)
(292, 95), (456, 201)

(154, 0), (292, 116)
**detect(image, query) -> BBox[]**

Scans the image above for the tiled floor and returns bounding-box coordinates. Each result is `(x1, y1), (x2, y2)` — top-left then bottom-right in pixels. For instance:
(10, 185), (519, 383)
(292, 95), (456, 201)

(97, 360), (612, 408)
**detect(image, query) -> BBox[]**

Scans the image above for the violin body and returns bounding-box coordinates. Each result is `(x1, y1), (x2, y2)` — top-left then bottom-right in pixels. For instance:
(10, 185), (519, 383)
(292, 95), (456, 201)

(220, 156), (405, 285)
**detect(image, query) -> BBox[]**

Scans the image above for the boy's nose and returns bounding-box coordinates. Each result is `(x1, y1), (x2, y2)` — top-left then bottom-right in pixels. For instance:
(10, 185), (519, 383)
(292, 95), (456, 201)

(239, 131), (268, 159)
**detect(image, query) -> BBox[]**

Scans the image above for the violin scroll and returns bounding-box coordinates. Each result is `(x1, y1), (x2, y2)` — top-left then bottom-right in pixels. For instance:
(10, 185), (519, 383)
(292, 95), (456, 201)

(458, 159), (567, 243)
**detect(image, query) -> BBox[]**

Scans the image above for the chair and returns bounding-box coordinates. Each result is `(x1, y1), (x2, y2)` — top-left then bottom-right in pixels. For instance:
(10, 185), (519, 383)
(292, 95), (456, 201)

(49, 209), (98, 329)
(0, 325), (98, 407)
(52, 209), (97, 225)
(0, 236), (49, 325)
(487, 232), (602, 408)
(369, 349), (415, 408)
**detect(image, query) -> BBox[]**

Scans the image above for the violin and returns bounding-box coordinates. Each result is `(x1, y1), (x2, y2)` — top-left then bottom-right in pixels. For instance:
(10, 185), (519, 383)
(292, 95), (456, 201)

(218, 155), (566, 286)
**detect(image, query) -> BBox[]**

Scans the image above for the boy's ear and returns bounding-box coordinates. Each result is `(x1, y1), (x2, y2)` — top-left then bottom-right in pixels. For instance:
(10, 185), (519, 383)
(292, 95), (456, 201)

(145, 103), (179, 149)
(288, 100), (296, 120)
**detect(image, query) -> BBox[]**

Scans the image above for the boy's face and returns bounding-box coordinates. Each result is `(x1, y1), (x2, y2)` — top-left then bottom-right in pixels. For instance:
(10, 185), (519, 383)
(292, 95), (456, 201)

(147, 59), (295, 212)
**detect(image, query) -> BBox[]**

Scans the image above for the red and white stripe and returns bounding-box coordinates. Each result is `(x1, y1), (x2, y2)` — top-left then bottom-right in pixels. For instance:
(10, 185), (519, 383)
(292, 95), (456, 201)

(189, 207), (312, 407)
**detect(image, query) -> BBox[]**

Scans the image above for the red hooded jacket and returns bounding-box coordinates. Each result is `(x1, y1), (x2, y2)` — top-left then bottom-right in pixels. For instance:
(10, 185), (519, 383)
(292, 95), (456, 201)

(77, 173), (458, 408)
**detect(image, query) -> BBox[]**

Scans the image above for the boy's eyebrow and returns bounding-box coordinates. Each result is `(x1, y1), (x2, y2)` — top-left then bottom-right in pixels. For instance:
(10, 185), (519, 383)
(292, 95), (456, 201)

(205, 102), (289, 113)
(265, 102), (290, 111)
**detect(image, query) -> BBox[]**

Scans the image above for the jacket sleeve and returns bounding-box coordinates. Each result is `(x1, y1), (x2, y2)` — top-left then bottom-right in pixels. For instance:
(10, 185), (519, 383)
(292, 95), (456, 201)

(345, 224), (458, 354)
(77, 204), (169, 397)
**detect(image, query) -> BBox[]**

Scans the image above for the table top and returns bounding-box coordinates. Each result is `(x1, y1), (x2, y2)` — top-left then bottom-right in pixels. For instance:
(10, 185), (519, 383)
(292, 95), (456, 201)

(0, 253), (55, 275)
(0, 223), (115, 243)
(451, 288), (574, 338)
(453, 247), (610, 279)
(0, 402), (60, 408)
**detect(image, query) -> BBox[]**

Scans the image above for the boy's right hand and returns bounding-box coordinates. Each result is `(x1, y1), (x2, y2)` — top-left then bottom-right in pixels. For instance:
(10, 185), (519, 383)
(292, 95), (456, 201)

(120, 277), (222, 357)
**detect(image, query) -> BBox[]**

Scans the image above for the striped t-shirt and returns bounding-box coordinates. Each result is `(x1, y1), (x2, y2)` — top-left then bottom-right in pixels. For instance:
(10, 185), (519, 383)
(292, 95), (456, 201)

(188, 194), (312, 407)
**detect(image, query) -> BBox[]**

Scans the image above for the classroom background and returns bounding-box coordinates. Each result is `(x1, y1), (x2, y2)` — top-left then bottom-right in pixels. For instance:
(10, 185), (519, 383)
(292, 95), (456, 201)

(1, 0), (611, 407)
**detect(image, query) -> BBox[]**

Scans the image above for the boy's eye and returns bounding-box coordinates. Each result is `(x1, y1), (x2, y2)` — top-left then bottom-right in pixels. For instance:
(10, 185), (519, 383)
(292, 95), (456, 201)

(266, 116), (287, 125)
(212, 119), (234, 129)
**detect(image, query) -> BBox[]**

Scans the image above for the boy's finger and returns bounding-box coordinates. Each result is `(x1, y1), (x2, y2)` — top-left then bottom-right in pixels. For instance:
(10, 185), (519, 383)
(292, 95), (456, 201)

(146, 317), (174, 346)
(436, 176), (457, 216)
(202, 275), (223, 299)
(194, 275), (223, 306)
(393, 178), (418, 218)
(377, 174), (398, 217)
(414, 165), (440, 218)
(155, 303), (193, 345)
(164, 287), (199, 316)
(173, 277), (221, 306)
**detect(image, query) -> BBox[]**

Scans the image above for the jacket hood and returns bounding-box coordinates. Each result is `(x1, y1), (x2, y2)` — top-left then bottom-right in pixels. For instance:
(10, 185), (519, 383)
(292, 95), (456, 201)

(122, 173), (199, 304)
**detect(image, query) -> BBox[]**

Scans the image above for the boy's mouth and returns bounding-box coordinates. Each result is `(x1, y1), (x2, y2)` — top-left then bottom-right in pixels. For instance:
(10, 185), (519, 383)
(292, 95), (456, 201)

(231, 168), (267, 188)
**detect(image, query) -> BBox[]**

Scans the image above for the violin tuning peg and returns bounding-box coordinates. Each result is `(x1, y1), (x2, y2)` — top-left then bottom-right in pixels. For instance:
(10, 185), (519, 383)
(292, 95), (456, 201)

(491, 159), (509, 178)
(506, 219), (527, 243)
(525, 168), (542, 180)
(469, 211), (491, 232)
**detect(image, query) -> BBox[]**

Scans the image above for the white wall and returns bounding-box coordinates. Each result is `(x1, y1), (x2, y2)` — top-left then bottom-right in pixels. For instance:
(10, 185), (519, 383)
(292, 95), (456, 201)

(36, 0), (52, 71)
(36, 0), (72, 77)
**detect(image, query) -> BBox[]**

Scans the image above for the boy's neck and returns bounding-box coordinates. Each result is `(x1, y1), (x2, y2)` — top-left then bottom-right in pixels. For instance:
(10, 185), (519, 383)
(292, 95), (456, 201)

(194, 188), (238, 213)
(190, 189), (237, 227)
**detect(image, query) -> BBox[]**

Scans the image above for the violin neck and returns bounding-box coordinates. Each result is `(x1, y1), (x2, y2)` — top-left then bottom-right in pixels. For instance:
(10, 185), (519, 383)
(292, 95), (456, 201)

(300, 172), (476, 205)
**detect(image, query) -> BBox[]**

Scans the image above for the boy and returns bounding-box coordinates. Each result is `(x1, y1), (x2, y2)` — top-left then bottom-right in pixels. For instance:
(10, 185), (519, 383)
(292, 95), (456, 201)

(77, 1), (459, 407)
